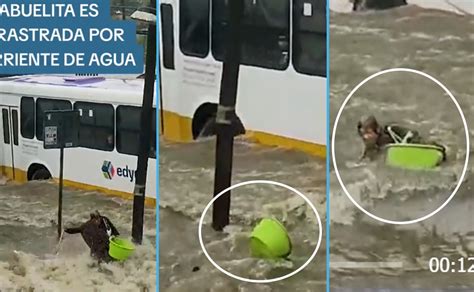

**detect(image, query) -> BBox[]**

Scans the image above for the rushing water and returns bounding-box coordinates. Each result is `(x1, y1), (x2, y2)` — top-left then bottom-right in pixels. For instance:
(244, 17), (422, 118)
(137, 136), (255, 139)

(159, 138), (327, 291)
(3, 4), (471, 292)
(160, 4), (473, 291)
(330, 6), (473, 290)
(0, 181), (156, 291)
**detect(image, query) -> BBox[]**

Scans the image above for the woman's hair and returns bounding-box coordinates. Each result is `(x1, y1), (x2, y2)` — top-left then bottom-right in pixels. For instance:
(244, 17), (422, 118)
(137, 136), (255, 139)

(357, 115), (380, 135)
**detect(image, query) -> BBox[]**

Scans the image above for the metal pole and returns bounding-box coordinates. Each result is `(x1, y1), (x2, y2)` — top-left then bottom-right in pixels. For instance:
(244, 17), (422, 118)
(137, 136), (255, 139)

(158, 51), (165, 134)
(157, 2), (165, 134)
(58, 147), (64, 239)
(132, 0), (157, 244)
(211, 0), (243, 231)
(120, 0), (125, 20)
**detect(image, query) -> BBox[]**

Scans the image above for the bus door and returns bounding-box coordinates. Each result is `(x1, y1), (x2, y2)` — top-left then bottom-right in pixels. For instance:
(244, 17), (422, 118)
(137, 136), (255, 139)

(0, 106), (19, 180)
(159, 1), (177, 134)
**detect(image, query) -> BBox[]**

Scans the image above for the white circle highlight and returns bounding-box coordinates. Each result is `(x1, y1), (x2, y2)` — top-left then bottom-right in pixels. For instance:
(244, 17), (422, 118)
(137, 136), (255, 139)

(198, 180), (323, 284)
(331, 68), (470, 225)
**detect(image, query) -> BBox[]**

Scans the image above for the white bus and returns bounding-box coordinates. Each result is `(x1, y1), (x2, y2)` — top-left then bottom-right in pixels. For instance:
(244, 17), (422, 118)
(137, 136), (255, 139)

(158, 0), (327, 157)
(0, 75), (157, 206)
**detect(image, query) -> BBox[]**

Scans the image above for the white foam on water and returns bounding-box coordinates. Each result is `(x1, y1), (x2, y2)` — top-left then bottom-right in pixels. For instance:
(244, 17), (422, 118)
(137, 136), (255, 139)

(0, 181), (156, 290)
(0, 239), (156, 291)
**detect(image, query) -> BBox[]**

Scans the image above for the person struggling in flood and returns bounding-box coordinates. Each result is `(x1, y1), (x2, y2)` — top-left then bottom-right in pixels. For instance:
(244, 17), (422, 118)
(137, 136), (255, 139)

(64, 211), (119, 262)
(357, 115), (447, 162)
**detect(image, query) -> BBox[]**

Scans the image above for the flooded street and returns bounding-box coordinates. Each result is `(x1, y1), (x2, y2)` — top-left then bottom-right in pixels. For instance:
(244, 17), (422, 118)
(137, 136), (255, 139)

(2, 2), (474, 291)
(0, 181), (156, 291)
(330, 6), (473, 289)
(159, 138), (326, 291)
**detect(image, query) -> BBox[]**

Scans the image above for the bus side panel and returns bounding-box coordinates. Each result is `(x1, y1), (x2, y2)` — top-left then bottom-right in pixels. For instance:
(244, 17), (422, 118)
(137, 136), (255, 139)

(59, 147), (157, 200)
(236, 67), (327, 146)
(16, 129), (157, 200)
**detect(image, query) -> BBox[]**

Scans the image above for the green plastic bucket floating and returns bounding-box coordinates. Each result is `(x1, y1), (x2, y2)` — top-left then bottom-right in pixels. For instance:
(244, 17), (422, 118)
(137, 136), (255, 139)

(109, 237), (135, 261)
(250, 218), (292, 259)
(385, 143), (444, 170)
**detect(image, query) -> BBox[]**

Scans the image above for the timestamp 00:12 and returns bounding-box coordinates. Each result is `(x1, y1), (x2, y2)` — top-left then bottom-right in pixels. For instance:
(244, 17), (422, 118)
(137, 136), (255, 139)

(429, 257), (474, 273)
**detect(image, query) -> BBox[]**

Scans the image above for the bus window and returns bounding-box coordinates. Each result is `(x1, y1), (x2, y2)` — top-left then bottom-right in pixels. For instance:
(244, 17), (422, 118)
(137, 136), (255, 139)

(212, 0), (290, 70)
(116, 106), (156, 158)
(74, 102), (115, 151)
(11, 109), (19, 146)
(292, 0), (326, 77)
(36, 99), (72, 141)
(117, 106), (140, 156)
(20, 96), (35, 139)
(161, 3), (175, 69)
(179, 0), (210, 58)
(2, 109), (10, 144)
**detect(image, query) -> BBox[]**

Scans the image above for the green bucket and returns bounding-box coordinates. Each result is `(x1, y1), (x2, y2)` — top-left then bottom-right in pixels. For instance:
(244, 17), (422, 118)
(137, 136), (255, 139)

(109, 237), (135, 261)
(385, 143), (444, 170)
(250, 218), (292, 259)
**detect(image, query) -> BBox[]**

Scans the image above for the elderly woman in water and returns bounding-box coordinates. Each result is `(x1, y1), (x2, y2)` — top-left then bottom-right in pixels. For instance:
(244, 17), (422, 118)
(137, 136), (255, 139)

(64, 211), (120, 262)
(357, 115), (447, 162)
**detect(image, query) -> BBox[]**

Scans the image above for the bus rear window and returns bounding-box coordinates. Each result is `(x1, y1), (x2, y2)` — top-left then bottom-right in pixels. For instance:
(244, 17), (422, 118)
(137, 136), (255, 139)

(116, 106), (156, 158)
(161, 3), (175, 69)
(179, 0), (210, 58)
(36, 98), (72, 141)
(212, 0), (290, 70)
(20, 96), (35, 139)
(11, 109), (19, 145)
(292, 0), (326, 77)
(2, 109), (10, 144)
(74, 102), (115, 151)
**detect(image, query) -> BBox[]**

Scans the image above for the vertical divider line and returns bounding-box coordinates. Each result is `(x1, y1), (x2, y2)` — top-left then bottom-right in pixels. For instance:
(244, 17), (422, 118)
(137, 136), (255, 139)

(325, 0), (331, 291)
(156, 1), (160, 290)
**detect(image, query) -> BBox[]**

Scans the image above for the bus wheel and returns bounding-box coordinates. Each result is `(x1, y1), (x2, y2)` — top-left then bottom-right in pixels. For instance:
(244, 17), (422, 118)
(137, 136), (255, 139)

(31, 168), (52, 181)
(192, 102), (246, 140)
(192, 103), (217, 139)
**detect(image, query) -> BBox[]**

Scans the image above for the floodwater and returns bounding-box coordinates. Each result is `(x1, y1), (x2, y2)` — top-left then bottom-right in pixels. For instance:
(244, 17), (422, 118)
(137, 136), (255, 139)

(330, 5), (473, 290)
(0, 181), (156, 291)
(159, 138), (327, 291)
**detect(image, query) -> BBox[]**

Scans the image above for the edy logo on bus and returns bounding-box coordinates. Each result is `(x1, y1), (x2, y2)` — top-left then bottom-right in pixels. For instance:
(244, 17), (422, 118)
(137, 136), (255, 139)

(101, 161), (136, 182)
